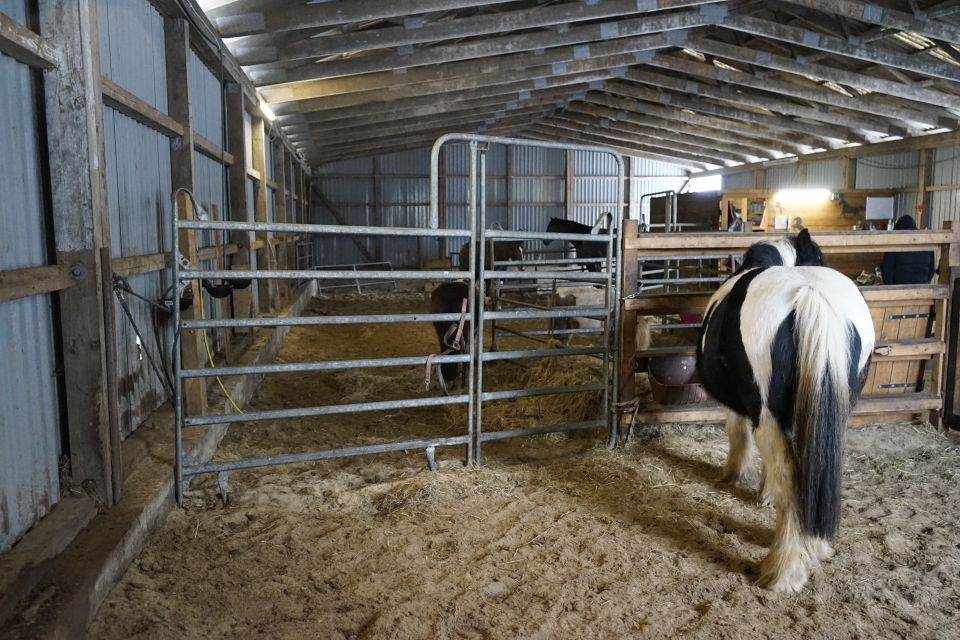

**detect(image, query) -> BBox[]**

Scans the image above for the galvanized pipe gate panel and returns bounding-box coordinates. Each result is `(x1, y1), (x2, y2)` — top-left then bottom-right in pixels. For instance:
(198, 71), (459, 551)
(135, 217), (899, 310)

(173, 135), (623, 503)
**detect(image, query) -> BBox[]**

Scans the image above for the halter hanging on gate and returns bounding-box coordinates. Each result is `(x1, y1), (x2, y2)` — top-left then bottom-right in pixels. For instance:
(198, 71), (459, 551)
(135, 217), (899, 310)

(424, 297), (469, 391)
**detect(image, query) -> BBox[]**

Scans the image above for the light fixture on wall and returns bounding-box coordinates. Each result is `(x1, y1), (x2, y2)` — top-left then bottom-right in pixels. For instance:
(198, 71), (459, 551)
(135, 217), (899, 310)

(259, 100), (277, 121)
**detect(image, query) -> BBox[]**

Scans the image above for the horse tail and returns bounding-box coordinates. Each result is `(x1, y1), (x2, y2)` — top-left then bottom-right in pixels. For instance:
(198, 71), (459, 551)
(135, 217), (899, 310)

(791, 285), (857, 541)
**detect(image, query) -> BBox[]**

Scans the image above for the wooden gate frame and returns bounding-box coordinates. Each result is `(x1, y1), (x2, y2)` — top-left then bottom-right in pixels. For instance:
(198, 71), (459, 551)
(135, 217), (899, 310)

(617, 220), (960, 431)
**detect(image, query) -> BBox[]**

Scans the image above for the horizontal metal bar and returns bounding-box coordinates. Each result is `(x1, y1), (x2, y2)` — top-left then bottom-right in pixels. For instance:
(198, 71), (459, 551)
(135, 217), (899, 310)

(184, 395), (470, 427)
(650, 323), (702, 330)
(182, 269), (466, 280)
(182, 312), (464, 330)
(494, 327), (604, 337)
(183, 435), (470, 475)
(493, 257), (607, 266)
(485, 229), (613, 242)
(485, 270), (608, 281)
(481, 384), (602, 402)
(482, 346), (604, 361)
(479, 420), (605, 442)
(638, 254), (730, 261)
(181, 354), (471, 378)
(177, 219), (472, 238)
(641, 277), (725, 285)
(485, 307), (608, 321)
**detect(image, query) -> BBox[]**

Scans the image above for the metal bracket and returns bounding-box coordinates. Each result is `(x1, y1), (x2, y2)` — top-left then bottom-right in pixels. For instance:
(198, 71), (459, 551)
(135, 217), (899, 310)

(889, 313), (930, 320)
(217, 471), (230, 505)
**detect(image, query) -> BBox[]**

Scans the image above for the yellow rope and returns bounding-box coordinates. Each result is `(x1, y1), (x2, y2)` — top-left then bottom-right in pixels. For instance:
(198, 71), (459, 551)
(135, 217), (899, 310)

(197, 280), (245, 414)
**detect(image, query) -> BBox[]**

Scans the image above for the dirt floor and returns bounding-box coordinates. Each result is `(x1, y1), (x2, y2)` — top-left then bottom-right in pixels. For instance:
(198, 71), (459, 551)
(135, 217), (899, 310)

(88, 290), (960, 639)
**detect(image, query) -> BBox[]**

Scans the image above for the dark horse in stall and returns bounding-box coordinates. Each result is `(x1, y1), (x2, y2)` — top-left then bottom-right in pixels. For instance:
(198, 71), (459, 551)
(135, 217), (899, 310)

(543, 217), (608, 272)
(457, 240), (524, 272)
(697, 230), (874, 592)
(428, 281), (471, 393)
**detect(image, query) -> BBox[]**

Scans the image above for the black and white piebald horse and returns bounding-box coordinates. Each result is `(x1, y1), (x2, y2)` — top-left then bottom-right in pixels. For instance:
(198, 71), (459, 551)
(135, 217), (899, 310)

(697, 230), (875, 592)
(543, 217), (609, 272)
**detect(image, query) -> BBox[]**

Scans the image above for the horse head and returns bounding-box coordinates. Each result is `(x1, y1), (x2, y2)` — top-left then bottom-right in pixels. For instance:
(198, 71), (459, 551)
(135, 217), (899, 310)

(740, 230), (825, 271)
(792, 229), (825, 266)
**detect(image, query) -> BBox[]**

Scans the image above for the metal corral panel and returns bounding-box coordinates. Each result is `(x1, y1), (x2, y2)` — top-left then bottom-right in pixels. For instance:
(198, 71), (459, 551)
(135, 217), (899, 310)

(103, 107), (174, 436)
(631, 156), (687, 177)
(856, 151), (918, 189)
(511, 145), (565, 176)
(932, 144), (960, 186)
(805, 158), (843, 189)
(0, 295), (62, 550)
(929, 189), (960, 232)
(188, 50), (223, 147)
(378, 148), (431, 174)
(574, 149), (618, 176)
(633, 177), (687, 222)
(0, 0), (27, 23)
(98, 0), (167, 112)
(0, 47), (62, 550)
(765, 163), (801, 190)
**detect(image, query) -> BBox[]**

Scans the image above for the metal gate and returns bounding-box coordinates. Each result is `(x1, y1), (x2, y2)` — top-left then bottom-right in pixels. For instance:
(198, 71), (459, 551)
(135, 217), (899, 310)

(172, 135), (623, 502)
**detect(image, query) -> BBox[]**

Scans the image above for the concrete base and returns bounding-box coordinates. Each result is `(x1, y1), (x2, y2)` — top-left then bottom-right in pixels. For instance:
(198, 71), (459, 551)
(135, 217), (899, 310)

(0, 281), (316, 639)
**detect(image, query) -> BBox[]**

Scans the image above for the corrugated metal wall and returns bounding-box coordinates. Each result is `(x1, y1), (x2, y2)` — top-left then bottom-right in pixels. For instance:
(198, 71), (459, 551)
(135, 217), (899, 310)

(806, 158), (844, 189)
(1, 13), (63, 549)
(630, 157), (688, 223)
(765, 163), (801, 190)
(100, 0), (174, 437)
(856, 151), (918, 190)
(722, 170), (754, 191)
(929, 144), (960, 231)
(312, 144), (688, 265)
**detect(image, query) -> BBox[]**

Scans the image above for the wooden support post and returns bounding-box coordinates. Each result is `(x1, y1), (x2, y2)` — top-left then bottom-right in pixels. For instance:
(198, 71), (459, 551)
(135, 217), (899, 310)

(842, 156), (856, 190)
(623, 156), (632, 220)
(165, 17), (207, 416)
(175, 192), (208, 416)
(250, 116), (273, 311)
(564, 149), (575, 220)
(505, 145), (513, 231)
(210, 205), (232, 363)
(273, 142), (289, 304)
(225, 84), (253, 340)
(917, 149), (932, 227)
(40, 0), (116, 505)
(618, 219), (640, 432)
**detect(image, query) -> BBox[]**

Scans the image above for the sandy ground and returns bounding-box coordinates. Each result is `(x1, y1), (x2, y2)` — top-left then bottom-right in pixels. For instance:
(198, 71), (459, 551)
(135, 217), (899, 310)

(88, 291), (960, 639)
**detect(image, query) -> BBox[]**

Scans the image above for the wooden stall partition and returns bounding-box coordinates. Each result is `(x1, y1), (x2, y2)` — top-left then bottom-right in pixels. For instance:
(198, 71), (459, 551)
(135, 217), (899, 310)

(618, 226), (960, 434)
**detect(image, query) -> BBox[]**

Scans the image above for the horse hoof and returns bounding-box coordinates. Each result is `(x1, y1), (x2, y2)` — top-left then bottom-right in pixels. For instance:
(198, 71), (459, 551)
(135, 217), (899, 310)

(756, 552), (810, 593)
(718, 468), (756, 491)
(755, 489), (773, 508)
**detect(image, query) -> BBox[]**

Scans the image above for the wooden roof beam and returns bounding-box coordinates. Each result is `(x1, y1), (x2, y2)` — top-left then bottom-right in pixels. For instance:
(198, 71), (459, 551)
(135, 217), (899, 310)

(777, 0), (960, 44)
(604, 80), (847, 147)
(241, 0), (723, 66)
(211, 0), (518, 38)
(243, 8), (713, 83)
(581, 91), (809, 154)
(622, 68), (883, 140)
(640, 51), (937, 131)
(720, 13), (960, 83)
(540, 115), (748, 164)
(687, 36), (960, 126)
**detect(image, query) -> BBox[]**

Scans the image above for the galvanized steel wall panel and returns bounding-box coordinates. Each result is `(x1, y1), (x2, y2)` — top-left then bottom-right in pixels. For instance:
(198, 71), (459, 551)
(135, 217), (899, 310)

(932, 144), (960, 186)
(98, 0), (167, 112)
(0, 0), (27, 23)
(631, 156), (687, 177)
(574, 149), (617, 176)
(103, 107), (174, 436)
(0, 294), (62, 550)
(378, 148), (431, 175)
(765, 163), (800, 190)
(188, 50), (223, 147)
(722, 171), (755, 191)
(929, 189), (960, 232)
(0, 48), (62, 550)
(893, 191), (918, 223)
(805, 158), (843, 189)
(316, 157), (373, 175)
(856, 151), (918, 189)
(512, 146), (565, 176)
(243, 110), (253, 170)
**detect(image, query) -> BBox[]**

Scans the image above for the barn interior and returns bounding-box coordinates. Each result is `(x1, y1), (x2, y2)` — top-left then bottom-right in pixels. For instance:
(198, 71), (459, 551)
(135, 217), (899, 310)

(2, 0), (960, 637)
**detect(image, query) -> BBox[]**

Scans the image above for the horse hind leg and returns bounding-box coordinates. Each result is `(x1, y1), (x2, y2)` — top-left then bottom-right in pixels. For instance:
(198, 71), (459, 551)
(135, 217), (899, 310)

(719, 410), (758, 490)
(753, 414), (812, 593)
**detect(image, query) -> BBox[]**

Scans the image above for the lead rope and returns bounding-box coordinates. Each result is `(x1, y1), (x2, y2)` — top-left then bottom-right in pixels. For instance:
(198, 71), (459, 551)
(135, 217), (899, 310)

(424, 297), (469, 390)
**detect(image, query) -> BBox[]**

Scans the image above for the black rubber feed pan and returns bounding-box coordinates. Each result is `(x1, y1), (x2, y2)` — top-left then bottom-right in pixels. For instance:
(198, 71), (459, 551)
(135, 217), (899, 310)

(647, 355), (707, 405)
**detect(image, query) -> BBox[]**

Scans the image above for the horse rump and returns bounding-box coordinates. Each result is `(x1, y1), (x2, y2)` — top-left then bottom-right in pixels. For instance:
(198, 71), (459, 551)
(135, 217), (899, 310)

(429, 281), (470, 385)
